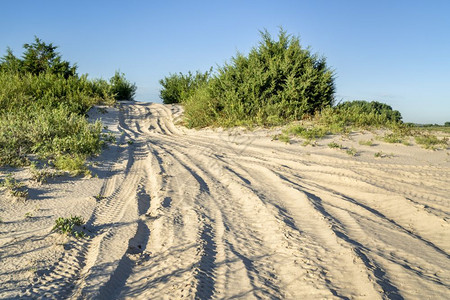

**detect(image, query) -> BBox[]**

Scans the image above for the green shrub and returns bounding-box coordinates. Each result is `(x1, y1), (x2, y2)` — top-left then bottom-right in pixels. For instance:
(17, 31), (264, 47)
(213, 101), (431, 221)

(0, 38), (116, 170)
(159, 69), (211, 104)
(318, 101), (402, 129)
(0, 174), (28, 199)
(0, 72), (115, 115)
(0, 105), (104, 168)
(182, 28), (335, 127)
(358, 139), (374, 146)
(328, 142), (342, 149)
(110, 71), (137, 100)
(0, 36), (77, 78)
(346, 147), (358, 156)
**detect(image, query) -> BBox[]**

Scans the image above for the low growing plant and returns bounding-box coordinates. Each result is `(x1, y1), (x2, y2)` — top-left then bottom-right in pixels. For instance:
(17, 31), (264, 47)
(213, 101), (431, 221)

(415, 134), (448, 150)
(53, 154), (90, 176)
(346, 147), (358, 156)
(358, 139), (374, 146)
(0, 173), (28, 199)
(52, 215), (85, 238)
(284, 125), (328, 140)
(328, 142), (342, 149)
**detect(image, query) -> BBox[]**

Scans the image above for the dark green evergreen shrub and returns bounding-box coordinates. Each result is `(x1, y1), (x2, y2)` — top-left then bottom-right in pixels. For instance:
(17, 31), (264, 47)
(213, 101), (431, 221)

(0, 36), (77, 78)
(159, 69), (212, 104)
(110, 71), (137, 100)
(183, 28), (335, 127)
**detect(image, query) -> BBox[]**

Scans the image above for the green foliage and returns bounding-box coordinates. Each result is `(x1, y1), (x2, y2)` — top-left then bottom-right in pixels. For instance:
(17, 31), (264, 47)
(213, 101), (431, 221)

(30, 163), (56, 184)
(0, 104), (104, 169)
(346, 147), (358, 156)
(182, 84), (220, 127)
(358, 139), (374, 146)
(318, 100), (402, 130)
(273, 134), (291, 143)
(0, 72), (115, 115)
(336, 101), (401, 122)
(445, 122), (450, 127)
(159, 69), (212, 104)
(0, 38), (116, 171)
(54, 154), (91, 176)
(182, 28), (335, 127)
(0, 36), (77, 78)
(0, 174), (28, 199)
(382, 133), (404, 144)
(110, 71), (137, 100)
(283, 124), (328, 140)
(328, 142), (342, 149)
(52, 215), (85, 238)
(415, 134), (448, 150)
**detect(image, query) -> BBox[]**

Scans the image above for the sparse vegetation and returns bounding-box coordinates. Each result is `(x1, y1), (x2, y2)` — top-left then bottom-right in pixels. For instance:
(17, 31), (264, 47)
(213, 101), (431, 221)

(359, 139), (374, 146)
(273, 134), (290, 144)
(328, 142), (342, 149)
(346, 147), (358, 156)
(415, 134), (448, 150)
(0, 174), (28, 199)
(30, 162), (58, 184)
(52, 215), (85, 238)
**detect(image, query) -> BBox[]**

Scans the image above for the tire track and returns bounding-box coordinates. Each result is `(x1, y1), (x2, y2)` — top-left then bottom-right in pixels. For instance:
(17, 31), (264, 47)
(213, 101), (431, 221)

(20, 102), (449, 299)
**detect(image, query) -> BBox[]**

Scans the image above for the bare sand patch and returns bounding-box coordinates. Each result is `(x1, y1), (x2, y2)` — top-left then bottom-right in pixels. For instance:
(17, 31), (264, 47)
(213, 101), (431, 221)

(1, 102), (449, 299)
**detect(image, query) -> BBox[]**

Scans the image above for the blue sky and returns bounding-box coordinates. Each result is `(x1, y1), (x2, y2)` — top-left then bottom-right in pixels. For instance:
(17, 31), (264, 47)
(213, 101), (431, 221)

(1, 0), (449, 124)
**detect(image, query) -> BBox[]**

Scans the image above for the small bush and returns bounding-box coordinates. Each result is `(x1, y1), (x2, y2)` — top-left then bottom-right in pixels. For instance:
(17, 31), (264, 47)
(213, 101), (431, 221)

(318, 101), (402, 129)
(30, 162), (59, 183)
(182, 84), (220, 128)
(52, 215), (85, 238)
(110, 71), (137, 101)
(0, 36), (77, 78)
(159, 69), (211, 104)
(54, 154), (90, 176)
(273, 134), (290, 144)
(346, 147), (358, 156)
(328, 142), (342, 149)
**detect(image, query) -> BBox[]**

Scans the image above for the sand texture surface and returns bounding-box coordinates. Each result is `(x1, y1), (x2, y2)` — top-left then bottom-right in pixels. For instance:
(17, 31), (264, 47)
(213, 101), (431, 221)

(1, 101), (449, 299)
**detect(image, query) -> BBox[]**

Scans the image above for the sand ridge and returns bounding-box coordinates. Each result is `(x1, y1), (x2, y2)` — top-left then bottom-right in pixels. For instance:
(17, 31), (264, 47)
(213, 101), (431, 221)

(0, 101), (449, 299)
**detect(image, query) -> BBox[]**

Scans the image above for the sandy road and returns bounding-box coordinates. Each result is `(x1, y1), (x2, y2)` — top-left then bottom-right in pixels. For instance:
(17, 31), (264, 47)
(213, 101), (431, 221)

(21, 102), (450, 299)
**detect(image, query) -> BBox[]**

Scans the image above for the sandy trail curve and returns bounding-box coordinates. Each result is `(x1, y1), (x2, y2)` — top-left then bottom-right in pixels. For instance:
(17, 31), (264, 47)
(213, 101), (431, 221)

(19, 102), (450, 299)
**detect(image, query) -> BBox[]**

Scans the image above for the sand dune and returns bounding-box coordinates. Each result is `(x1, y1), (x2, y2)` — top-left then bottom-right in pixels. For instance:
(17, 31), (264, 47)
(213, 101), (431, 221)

(1, 102), (449, 299)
